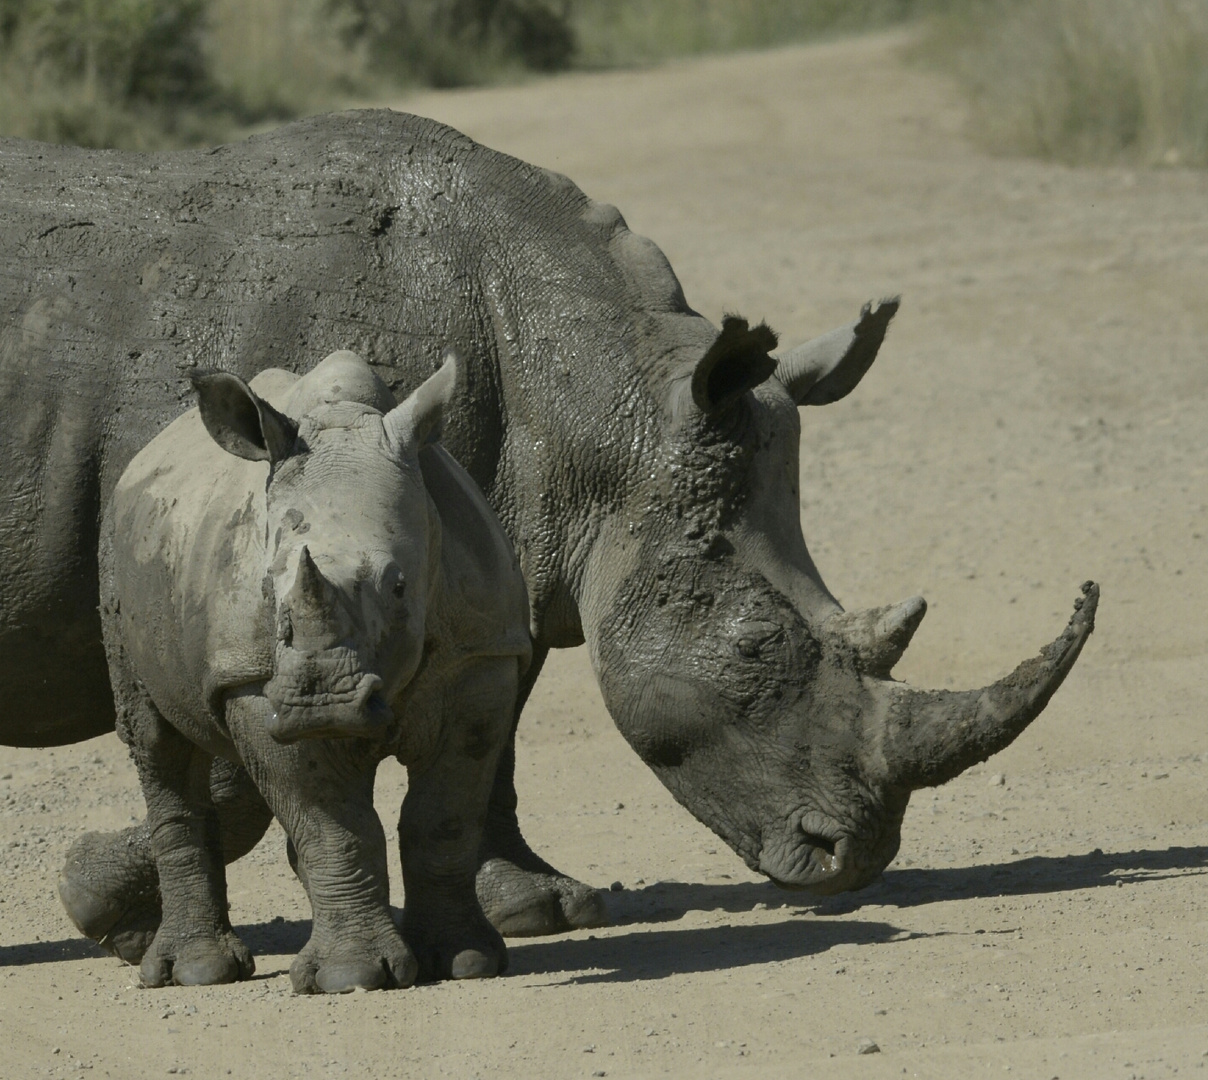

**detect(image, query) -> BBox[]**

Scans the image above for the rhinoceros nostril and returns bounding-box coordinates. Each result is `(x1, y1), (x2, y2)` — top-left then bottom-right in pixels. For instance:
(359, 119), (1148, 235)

(802, 831), (835, 856)
(801, 831), (840, 874)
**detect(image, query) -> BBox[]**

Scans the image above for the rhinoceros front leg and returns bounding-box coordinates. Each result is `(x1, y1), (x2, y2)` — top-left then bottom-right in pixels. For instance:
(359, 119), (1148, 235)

(58, 757), (273, 964)
(474, 644), (609, 937)
(224, 693), (416, 994)
(119, 692), (254, 987)
(399, 656), (515, 980)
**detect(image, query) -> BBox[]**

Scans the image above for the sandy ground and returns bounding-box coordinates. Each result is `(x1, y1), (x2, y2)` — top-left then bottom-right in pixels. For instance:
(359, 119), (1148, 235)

(2, 28), (1207, 1080)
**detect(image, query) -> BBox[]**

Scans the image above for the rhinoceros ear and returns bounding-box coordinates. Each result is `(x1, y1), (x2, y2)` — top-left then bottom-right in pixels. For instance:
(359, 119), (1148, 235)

(691, 316), (779, 415)
(383, 348), (460, 455)
(774, 297), (899, 406)
(190, 369), (298, 464)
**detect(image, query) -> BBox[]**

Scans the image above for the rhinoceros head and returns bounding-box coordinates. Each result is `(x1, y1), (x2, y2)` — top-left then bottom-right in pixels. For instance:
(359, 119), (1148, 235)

(190, 350), (459, 743)
(585, 303), (1097, 894)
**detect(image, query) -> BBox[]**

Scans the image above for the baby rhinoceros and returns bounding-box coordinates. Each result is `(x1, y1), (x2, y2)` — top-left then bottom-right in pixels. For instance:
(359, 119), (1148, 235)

(103, 349), (531, 992)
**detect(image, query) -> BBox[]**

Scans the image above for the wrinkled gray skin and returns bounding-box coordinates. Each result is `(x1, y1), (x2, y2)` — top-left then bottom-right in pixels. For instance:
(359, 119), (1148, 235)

(0, 111), (1097, 958)
(106, 350), (529, 991)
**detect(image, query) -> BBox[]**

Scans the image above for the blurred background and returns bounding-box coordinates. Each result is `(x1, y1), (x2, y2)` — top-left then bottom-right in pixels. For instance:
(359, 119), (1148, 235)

(0, 0), (1204, 166)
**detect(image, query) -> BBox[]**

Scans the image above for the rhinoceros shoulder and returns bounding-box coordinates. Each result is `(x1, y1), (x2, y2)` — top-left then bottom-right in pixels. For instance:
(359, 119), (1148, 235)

(419, 444), (530, 661)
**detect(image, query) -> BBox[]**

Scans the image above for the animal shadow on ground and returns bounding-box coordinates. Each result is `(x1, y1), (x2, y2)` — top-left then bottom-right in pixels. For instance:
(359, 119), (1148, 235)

(0, 936), (108, 967)
(596, 846), (1208, 927)
(508, 916), (921, 984)
(811, 845), (1208, 915)
(6, 848), (1201, 972)
(0, 916), (314, 972)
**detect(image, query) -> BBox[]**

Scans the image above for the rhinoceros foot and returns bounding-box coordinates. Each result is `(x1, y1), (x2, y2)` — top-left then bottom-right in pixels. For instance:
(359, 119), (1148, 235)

(58, 827), (162, 964)
(140, 924), (254, 987)
(401, 903), (508, 981)
(476, 853), (608, 937)
(290, 929), (418, 994)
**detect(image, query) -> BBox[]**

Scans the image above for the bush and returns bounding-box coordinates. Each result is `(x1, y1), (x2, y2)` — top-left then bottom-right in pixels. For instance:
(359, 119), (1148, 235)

(206, 0), (372, 122)
(920, 0), (1208, 166)
(568, 0), (923, 68)
(333, 0), (575, 85)
(17, 0), (211, 104)
(0, 0), (227, 148)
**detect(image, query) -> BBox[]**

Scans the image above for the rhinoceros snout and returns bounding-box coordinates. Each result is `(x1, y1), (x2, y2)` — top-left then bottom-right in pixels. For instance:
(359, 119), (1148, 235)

(264, 659), (394, 743)
(756, 808), (896, 895)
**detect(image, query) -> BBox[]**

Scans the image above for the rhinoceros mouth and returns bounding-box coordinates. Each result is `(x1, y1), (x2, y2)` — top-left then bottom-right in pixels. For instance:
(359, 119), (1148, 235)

(756, 808), (890, 894)
(263, 646), (394, 743)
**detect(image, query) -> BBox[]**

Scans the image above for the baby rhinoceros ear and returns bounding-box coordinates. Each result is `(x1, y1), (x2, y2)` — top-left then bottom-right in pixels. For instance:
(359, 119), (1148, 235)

(189, 369), (298, 464)
(383, 349), (461, 457)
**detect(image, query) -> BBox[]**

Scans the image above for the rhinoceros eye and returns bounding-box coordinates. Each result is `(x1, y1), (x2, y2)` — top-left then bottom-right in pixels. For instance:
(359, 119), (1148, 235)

(733, 622), (783, 661)
(392, 576), (406, 600)
(735, 637), (760, 660)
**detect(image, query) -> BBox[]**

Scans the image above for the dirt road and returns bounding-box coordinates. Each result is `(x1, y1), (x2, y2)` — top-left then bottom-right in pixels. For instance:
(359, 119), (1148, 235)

(2, 28), (1205, 1079)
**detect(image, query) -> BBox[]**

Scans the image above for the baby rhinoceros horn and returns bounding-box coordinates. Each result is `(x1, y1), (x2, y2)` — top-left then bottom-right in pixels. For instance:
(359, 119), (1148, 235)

(283, 545), (342, 648)
(263, 546), (394, 744)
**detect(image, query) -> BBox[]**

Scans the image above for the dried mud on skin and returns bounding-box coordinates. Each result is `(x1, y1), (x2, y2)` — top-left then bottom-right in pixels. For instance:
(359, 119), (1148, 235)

(2, 28), (1207, 1080)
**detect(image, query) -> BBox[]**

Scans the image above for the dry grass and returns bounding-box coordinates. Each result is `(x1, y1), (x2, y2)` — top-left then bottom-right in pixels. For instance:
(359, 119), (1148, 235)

(206, 0), (373, 122)
(569, 0), (919, 67)
(920, 0), (1208, 166)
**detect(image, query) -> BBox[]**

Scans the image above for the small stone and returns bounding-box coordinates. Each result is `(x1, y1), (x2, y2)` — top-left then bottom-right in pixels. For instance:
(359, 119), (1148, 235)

(615, 802), (624, 810)
(52, 1048), (61, 1055)
(609, 881), (623, 892)
(857, 1038), (880, 1055)
(592, 1072), (606, 1078)
(583, 1045), (595, 1053)
(752, 902), (767, 911)
(990, 773), (1005, 787)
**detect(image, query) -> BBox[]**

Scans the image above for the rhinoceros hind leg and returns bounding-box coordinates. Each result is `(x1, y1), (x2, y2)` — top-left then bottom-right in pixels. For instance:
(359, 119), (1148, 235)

(58, 826), (161, 963)
(58, 757), (272, 964)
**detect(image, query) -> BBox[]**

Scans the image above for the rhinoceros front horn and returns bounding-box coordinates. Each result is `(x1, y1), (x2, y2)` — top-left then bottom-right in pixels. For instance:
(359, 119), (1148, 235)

(285, 546), (341, 641)
(878, 582), (1099, 790)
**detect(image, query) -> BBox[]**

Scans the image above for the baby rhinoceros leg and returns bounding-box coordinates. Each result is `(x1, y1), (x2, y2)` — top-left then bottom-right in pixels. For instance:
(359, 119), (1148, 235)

(225, 693), (416, 994)
(119, 693), (254, 987)
(399, 656), (516, 981)
(59, 758), (274, 965)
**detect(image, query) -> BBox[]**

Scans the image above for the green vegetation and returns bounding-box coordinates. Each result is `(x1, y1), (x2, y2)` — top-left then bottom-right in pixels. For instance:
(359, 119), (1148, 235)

(570, 0), (919, 68)
(0, 0), (931, 149)
(1, 0), (1204, 168)
(917, 0), (1208, 166)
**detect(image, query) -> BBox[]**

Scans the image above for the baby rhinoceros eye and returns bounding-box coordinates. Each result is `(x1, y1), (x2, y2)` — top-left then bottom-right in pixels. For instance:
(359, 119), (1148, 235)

(392, 575), (406, 600)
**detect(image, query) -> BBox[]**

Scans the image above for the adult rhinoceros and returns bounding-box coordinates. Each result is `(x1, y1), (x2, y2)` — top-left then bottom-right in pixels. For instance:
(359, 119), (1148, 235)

(0, 110), (1096, 955)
